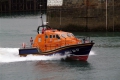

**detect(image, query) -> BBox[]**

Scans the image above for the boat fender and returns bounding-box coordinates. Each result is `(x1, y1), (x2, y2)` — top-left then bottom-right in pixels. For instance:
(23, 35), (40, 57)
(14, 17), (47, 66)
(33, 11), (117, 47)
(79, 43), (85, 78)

(22, 43), (26, 48)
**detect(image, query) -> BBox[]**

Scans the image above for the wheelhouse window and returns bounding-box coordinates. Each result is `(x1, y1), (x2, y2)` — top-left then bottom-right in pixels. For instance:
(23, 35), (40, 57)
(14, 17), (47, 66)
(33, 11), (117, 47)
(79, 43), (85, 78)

(61, 33), (68, 38)
(67, 33), (75, 37)
(45, 35), (48, 38)
(53, 35), (55, 38)
(56, 35), (60, 39)
(70, 33), (75, 37)
(67, 33), (71, 37)
(50, 35), (52, 38)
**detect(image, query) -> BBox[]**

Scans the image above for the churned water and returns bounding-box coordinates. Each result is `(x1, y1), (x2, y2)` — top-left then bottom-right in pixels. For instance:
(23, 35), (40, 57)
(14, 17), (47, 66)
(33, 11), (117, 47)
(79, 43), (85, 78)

(0, 14), (120, 80)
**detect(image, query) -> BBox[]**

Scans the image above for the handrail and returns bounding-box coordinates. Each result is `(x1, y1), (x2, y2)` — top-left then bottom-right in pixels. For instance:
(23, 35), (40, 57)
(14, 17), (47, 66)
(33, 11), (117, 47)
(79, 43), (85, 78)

(76, 36), (91, 43)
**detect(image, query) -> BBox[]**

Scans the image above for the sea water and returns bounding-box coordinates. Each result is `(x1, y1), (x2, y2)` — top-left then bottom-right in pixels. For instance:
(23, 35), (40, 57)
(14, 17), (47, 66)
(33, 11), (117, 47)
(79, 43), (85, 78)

(0, 14), (120, 80)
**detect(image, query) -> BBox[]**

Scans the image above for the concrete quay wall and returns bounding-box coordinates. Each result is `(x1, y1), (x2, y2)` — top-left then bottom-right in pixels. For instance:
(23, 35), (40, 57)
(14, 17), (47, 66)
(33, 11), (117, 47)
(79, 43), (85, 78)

(0, 0), (47, 13)
(47, 0), (120, 32)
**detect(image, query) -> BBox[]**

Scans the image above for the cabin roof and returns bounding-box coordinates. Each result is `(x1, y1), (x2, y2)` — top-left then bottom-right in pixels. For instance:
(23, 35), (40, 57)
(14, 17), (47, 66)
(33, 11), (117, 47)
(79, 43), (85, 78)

(45, 30), (69, 35)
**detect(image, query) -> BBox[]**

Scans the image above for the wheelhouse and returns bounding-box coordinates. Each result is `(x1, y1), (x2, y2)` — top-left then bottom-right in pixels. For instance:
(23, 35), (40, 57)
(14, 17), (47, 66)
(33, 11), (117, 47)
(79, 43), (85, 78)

(33, 29), (82, 52)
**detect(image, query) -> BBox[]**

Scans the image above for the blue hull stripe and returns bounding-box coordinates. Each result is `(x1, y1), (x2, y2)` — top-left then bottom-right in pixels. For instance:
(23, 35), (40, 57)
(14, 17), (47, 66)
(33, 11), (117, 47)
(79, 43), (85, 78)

(19, 43), (94, 56)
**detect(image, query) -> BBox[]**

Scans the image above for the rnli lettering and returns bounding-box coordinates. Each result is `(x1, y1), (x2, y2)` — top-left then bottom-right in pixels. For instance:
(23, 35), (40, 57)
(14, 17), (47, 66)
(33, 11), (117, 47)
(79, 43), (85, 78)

(71, 48), (80, 53)
(72, 50), (76, 52)
(76, 48), (79, 51)
(65, 48), (79, 54)
(65, 51), (72, 54)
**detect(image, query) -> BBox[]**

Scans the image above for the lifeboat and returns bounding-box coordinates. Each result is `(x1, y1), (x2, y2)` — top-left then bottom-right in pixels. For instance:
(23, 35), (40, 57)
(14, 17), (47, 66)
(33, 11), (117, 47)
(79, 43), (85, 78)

(19, 14), (94, 61)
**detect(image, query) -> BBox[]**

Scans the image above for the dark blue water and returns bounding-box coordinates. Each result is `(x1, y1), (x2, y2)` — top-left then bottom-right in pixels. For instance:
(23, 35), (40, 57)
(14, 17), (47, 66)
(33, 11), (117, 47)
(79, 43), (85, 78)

(0, 15), (120, 80)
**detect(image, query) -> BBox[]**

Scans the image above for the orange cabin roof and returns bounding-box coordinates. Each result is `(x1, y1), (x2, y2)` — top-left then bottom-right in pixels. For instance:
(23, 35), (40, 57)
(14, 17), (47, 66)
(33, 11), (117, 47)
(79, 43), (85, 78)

(33, 29), (82, 52)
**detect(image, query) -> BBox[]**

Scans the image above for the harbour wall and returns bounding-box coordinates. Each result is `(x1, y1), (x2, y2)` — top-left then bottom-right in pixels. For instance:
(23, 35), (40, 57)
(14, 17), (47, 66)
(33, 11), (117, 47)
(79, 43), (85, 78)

(0, 0), (47, 13)
(47, 0), (120, 32)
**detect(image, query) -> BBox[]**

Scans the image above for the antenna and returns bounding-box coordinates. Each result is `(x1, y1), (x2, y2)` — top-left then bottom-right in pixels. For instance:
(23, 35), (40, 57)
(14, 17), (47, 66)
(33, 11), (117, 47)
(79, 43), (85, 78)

(37, 4), (44, 34)
(40, 5), (44, 26)
(40, 13), (44, 26)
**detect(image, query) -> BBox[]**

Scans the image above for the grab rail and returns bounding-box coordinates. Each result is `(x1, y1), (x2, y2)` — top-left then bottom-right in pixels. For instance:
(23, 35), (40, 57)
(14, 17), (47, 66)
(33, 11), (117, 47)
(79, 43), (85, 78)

(76, 36), (92, 43)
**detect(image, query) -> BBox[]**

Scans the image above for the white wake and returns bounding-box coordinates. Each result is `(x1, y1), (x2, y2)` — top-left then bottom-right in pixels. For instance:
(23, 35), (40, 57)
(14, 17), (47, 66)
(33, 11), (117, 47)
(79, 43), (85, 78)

(0, 48), (67, 63)
(0, 48), (95, 63)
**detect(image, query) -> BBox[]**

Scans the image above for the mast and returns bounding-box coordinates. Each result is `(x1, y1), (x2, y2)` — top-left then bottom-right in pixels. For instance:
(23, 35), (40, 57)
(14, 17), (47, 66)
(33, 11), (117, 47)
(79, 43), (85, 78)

(37, 4), (44, 34)
(40, 5), (44, 26)
(40, 13), (44, 26)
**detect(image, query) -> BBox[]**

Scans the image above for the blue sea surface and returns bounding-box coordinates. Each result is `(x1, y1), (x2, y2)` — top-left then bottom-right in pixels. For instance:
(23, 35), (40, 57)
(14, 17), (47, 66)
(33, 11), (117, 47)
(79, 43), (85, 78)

(0, 14), (120, 80)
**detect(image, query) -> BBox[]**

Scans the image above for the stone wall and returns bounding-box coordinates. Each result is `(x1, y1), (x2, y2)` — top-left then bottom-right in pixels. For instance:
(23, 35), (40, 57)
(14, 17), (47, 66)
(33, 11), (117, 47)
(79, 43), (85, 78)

(47, 0), (120, 32)
(0, 0), (47, 13)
